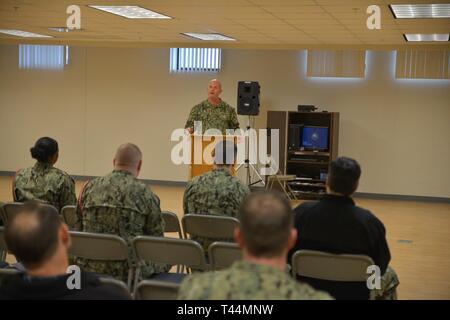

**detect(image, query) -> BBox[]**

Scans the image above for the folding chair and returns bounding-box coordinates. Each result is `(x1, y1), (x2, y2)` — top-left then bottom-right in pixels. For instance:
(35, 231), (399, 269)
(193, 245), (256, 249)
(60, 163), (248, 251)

(134, 280), (180, 300)
(208, 242), (242, 271)
(132, 236), (206, 289)
(182, 214), (239, 244)
(0, 203), (4, 226)
(0, 227), (7, 262)
(266, 175), (297, 199)
(61, 205), (77, 230)
(161, 211), (183, 239)
(264, 155), (297, 200)
(68, 231), (133, 289)
(0, 268), (20, 285)
(291, 250), (375, 300)
(98, 277), (132, 299)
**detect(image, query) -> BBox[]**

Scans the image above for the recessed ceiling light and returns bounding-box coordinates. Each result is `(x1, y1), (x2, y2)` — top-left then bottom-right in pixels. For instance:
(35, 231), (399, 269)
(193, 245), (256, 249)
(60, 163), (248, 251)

(88, 5), (171, 19)
(0, 29), (53, 38)
(49, 27), (71, 33)
(404, 33), (450, 42)
(182, 33), (236, 41)
(390, 4), (450, 18)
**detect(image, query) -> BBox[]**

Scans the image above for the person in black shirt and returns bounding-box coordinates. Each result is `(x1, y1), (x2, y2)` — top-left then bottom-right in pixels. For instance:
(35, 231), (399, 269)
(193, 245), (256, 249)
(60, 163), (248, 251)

(289, 157), (399, 299)
(0, 201), (130, 300)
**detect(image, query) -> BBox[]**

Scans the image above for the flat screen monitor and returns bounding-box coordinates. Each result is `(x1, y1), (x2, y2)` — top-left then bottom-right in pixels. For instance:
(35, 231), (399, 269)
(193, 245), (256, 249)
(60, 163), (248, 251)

(301, 126), (329, 150)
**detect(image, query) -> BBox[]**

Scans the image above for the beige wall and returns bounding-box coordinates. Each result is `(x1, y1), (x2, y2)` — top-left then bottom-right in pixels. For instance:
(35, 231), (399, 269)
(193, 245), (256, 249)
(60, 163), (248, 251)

(0, 45), (449, 197)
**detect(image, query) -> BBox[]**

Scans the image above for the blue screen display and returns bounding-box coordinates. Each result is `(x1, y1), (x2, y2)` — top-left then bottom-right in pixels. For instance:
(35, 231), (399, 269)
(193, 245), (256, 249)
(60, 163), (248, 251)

(301, 126), (328, 150)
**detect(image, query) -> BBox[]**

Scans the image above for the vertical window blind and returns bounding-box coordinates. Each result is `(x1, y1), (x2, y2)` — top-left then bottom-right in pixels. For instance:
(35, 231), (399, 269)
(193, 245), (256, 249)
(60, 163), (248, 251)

(19, 44), (69, 70)
(170, 48), (221, 72)
(395, 49), (450, 79)
(307, 50), (366, 78)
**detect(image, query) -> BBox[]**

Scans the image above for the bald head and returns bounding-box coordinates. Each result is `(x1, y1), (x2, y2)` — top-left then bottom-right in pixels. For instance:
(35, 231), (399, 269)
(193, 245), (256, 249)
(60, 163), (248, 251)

(209, 79), (222, 89)
(207, 79), (222, 102)
(113, 143), (142, 176)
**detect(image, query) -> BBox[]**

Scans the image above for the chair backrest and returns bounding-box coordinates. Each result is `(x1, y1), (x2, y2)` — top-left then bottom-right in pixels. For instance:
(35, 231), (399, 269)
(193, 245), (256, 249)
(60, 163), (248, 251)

(134, 280), (180, 300)
(0, 227), (7, 262)
(98, 277), (132, 299)
(68, 231), (129, 261)
(1, 202), (24, 225)
(0, 203), (5, 226)
(291, 250), (375, 282)
(132, 236), (206, 270)
(0, 268), (20, 285)
(182, 214), (239, 240)
(161, 211), (182, 238)
(208, 242), (242, 271)
(61, 206), (77, 230)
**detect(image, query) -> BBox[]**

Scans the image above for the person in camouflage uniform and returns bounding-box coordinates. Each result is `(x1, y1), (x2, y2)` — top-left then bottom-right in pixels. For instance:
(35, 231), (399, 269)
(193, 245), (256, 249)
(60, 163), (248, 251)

(183, 141), (250, 252)
(76, 143), (169, 283)
(14, 137), (76, 212)
(185, 79), (240, 134)
(178, 190), (333, 300)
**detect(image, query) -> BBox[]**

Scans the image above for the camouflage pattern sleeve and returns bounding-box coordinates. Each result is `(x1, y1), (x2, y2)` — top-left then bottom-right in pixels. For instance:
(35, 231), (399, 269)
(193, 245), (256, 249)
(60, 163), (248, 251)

(58, 174), (77, 210)
(226, 180), (250, 218)
(182, 181), (193, 215)
(143, 190), (165, 237)
(185, 104), (200, 130)
(229, 106), (240, 130)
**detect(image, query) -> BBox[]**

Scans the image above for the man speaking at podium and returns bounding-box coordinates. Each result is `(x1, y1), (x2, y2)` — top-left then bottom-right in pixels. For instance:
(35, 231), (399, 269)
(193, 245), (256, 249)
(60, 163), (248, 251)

(185, 79), (240, 134)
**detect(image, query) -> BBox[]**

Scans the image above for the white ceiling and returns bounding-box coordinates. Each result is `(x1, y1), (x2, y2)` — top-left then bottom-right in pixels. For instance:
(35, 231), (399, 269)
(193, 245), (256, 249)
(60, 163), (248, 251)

(0, 0), (449, 48)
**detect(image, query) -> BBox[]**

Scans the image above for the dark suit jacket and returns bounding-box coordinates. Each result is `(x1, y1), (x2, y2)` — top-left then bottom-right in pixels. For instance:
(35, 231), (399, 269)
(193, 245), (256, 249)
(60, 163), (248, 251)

(288, 194), (391, 299)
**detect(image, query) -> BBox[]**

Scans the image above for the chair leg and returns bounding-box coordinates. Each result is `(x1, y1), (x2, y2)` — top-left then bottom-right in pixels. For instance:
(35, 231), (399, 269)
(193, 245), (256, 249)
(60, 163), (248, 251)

(133, 267), (141, 292)
(276, 179), (291, 200)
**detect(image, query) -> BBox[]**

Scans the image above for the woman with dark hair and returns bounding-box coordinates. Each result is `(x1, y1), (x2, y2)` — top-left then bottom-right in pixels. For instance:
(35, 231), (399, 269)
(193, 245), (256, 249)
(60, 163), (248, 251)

(14, 137), (76, 211)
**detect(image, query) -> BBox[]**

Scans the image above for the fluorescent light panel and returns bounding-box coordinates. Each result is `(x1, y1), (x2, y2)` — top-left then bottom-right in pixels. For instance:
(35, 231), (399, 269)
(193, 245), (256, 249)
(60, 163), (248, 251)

(89, 5), (171, 19)
(405, 34), (450, 42)
(49, 27), (70, 33)
(390, 4), (450, 18)
(0, 29), (52, 38)
(182, 33), (236, 41)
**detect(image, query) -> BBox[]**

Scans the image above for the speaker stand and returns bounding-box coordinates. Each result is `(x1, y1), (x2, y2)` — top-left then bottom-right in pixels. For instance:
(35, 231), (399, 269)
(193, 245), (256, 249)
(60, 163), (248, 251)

(235, 116), (265, 188)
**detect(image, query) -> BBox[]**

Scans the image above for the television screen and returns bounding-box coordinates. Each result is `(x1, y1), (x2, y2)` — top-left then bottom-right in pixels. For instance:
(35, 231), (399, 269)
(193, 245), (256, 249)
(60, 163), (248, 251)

(301, 126), (329, 150)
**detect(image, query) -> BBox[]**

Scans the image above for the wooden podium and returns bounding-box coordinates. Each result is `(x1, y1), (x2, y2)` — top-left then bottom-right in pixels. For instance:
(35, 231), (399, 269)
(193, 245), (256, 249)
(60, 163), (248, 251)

(189, 134), (237, 179)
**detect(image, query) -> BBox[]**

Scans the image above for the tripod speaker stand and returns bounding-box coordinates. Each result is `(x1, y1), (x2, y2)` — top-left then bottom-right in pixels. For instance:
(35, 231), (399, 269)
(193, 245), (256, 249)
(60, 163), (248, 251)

(235, 116), (265, 188)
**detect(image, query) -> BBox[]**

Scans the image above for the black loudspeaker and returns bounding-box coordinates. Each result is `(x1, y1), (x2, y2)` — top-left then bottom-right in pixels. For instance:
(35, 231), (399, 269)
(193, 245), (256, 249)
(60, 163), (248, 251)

(237, 81), (260, 115)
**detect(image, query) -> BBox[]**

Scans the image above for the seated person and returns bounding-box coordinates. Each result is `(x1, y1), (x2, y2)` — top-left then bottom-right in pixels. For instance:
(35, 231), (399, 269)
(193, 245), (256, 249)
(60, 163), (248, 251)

(178, 190), (333, 300)
(183, 140), (250, 252)
(0, 201), (130, 299)
(76, 143), (169, 283)
(14, 137), (76, 212)
(288, 157), (399, 300)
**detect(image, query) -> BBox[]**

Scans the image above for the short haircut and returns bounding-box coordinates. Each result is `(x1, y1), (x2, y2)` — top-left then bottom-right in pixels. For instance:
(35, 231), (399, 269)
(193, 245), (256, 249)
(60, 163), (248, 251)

(214, 140), (237, 165)
(4, 201), (62, 268)
(239, 190), (293, 257)
(115, 143), (142, 166)
(328, 157), (361, 196)
(30, 137), (58, 163)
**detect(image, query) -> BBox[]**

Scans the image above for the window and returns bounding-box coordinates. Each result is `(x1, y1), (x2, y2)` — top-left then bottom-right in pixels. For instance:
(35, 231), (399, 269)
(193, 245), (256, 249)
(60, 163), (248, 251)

(395, 49), (450, 80)
(170, 48), (221, 73)
(306, 50), (366, 78)
(19, 44), (69, 70)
